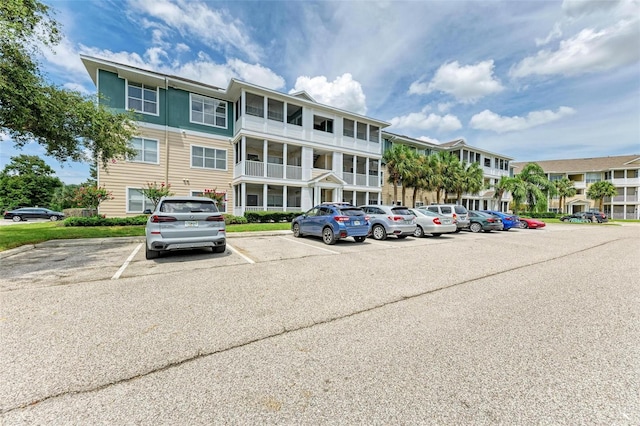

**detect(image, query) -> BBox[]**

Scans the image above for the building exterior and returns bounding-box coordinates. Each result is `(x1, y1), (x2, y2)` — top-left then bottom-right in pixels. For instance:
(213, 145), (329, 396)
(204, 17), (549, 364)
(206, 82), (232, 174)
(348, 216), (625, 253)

(512, 155), (640, 219)
(379, 134), (513, 211)
(82, 55), (389, 217)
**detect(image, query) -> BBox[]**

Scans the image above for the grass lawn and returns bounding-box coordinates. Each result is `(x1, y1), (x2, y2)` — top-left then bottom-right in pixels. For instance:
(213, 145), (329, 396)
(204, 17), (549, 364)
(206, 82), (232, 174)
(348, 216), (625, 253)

(0, 221), (291, 252)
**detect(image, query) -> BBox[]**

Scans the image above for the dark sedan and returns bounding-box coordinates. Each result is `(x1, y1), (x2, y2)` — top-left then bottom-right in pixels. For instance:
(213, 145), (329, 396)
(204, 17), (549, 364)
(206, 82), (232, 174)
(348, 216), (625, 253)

(467, 210), (503, 233)
(3, 207), (65, 222)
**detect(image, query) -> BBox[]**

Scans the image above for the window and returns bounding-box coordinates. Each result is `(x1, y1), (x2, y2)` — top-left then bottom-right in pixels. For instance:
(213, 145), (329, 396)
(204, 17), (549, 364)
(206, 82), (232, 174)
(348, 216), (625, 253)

(370, 125), (380, 142)
(499, 159), (505, 170)
(192, 146), (227, 170)
(127, 82), (157, 114)
(343, 119), (355, 137)
(314, 115), (333, 133)
(357, 122), (367, 140)
(484, 158), (491, 167)
(127, 188), (153, 213)
(235, 99), (241, 121)
(495, 158), (499, 168)
(287, 104), (303, 126)
(245, 93), (264, 117)
(586, 172), (602, 183)
(131, 137), (158, 163)
(191, 94), (226, 128)
(267, 99), (284, 122)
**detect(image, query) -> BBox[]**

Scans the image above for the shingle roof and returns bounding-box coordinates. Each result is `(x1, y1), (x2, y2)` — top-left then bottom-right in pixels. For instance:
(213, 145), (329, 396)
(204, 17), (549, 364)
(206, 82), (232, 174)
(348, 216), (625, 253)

(512, 155), (640, 173)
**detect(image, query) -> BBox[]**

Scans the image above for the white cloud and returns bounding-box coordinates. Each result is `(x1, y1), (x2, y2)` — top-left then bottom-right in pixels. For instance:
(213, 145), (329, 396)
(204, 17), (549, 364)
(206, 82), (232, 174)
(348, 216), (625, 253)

(510, 18), (640, 77)
(469, 107), (576, 133)
(63, 83), (90, 95)
(536, 22), (563, 46)
(562, 0), (623, 18)
(289, 74), (367, 115)
(129, 0), (262, 62)
(417, 136), (441, 144)
(389, 111), (462, 133)
(409, 60), (504, 104)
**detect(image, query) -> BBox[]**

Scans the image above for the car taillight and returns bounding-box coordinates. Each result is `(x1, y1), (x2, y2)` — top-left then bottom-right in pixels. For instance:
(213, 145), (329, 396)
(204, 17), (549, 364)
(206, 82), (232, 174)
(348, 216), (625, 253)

(334, 215), (349, 222)
(365, 215), (370, 222)
(487, 218), (495, 222)
(206, 216), (225, 222)
(453, 213), (458, 220)
(433, 217), (441, 225)
(388, 216), (403, 221)
(150, 215), (177, 223)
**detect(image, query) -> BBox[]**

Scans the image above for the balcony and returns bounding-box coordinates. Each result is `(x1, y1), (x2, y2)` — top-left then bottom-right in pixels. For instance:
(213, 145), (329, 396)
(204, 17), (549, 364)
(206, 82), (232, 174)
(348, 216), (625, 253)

(235, 160), (302, 180)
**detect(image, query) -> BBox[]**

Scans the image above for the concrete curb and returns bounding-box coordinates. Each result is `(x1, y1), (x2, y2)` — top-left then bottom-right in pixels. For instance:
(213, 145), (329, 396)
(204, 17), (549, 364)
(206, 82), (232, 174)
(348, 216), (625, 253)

(0, 230), (293, 260)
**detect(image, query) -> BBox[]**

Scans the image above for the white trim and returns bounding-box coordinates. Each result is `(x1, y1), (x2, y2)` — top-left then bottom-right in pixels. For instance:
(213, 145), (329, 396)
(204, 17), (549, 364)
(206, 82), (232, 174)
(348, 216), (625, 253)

(126, 79), (160, 117)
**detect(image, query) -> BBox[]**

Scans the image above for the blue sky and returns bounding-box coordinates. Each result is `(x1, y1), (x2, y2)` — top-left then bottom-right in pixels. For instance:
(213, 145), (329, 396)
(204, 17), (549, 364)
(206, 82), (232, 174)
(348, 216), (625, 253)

(1, 0), (639, 184)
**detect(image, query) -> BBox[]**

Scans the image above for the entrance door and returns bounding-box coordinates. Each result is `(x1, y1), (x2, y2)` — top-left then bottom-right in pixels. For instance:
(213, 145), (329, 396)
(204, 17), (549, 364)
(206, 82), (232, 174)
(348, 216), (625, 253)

(321, 188), (333, 203)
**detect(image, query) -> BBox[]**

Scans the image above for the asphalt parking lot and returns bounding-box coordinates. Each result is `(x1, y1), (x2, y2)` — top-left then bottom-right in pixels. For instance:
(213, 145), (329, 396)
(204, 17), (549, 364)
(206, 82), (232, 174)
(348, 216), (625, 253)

(1, 223), (639, 424)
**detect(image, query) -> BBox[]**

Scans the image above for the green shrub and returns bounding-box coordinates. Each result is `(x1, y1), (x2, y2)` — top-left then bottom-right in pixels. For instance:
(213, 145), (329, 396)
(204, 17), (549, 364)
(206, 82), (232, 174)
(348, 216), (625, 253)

(527, 212), (558, 219)
(63, 215), (148, 227)
(244, 211), (301, 223)
(223, 214), (248, 225)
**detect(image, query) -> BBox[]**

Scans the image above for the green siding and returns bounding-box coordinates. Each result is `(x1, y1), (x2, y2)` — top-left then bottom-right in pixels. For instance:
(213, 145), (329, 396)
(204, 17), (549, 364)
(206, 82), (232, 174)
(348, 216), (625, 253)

(96, 69), (233, 137)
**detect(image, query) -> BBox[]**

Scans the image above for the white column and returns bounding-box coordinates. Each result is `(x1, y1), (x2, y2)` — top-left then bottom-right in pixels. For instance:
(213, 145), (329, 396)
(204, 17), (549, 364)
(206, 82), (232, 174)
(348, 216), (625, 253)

(283, 143), (288, 179)
(241, 182), (246, 215)
(241, 136), (246, 165)
(263, 139), (268, 177)
(365, 158), (370, 187)
(283, 185), (288, 211)
(263, 184), (268, 210)
(352, 156), (357, 185)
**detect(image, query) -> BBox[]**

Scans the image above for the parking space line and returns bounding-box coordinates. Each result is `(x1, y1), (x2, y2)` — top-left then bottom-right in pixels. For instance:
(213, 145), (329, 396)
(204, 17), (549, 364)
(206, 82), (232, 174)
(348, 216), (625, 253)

(278, 236), (341, 254)
(112, 243), (142, 280)
(226, 243), (255, 264)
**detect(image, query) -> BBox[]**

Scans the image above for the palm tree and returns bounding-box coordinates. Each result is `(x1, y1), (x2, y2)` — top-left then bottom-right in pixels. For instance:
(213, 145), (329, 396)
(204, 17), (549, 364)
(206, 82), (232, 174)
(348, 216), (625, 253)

(491, 175), (515, 211)
(382, 144), (416, 205)
(515, 163), (557, 213)
(586, 180), (616, 212)
(451, 161), (484, 204)
(404, 154), (435, 207)
(554, 177), (577, 214)
(431, 151), (460, 203)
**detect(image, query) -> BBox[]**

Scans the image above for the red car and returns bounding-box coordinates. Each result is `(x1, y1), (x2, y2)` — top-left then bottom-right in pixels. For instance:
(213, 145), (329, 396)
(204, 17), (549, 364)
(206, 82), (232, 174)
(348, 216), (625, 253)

(518, 217), (546, 229)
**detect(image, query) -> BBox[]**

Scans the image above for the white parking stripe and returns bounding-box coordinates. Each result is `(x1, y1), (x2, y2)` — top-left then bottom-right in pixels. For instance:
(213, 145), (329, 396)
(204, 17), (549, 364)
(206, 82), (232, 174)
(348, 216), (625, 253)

(226, 243), (256, 264)
(112, 243), (142, 280)
(278, 236), (341, 254)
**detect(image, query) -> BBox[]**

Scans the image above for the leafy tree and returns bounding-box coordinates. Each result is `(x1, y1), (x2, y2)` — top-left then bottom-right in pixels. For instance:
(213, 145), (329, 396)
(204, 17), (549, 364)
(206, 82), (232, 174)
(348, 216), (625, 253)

(0, 154), (63, 211)
(586, 180), (616, 212)
(431, 151), (460, 203)
(139, 182), (174, 209)
(382, 143), (417, 204)
(491, 175), (516, 210)
(50, 183), (80, 211)
(514, 163), (557, 213)
(451, 161), (484, 204)
(404, 154), (436, 208)
(1, 0), (138, 168)
(554, 177), (577, 214)
(73, 185), (113, 210)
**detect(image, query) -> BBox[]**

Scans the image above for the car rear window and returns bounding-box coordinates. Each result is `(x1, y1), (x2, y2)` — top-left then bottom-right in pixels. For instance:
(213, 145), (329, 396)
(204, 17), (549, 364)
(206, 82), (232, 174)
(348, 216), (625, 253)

(391, 207), (411, 215)
(454, 206), (468, 214)
(160, 200), (218, 213)
(339, 208), (365, 216)
(440, 207), (452, 214)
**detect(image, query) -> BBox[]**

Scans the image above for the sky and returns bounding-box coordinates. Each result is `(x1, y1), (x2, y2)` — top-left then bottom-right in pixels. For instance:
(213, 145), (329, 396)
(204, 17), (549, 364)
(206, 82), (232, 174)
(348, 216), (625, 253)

(1, 0), (639, 184)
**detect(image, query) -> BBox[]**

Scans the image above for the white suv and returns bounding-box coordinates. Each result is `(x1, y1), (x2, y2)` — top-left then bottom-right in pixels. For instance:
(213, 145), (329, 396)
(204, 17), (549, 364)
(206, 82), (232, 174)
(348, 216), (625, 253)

(418, 204), (470, 232)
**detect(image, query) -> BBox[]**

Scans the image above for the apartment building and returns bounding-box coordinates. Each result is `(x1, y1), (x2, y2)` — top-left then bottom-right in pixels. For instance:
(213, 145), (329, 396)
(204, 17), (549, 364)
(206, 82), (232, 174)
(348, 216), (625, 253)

(81, 56), (388, 217)
(380, 134), (513, 211)
(512, 155), (640, 219)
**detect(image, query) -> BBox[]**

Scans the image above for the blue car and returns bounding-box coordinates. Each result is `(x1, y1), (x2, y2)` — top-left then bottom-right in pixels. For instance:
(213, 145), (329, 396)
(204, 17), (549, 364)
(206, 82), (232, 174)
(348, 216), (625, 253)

(480, 210), (520, 231)
(291, 203), (370, 245)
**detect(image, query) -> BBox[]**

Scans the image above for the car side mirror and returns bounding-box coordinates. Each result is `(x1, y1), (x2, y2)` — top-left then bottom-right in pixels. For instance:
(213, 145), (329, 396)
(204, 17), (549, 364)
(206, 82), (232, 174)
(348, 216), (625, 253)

(143, 209), (152, 214)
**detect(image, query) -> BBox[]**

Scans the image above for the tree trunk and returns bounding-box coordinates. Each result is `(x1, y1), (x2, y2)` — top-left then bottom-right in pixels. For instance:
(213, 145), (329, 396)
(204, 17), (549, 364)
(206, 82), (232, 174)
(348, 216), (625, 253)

(412, 188), (418, 208)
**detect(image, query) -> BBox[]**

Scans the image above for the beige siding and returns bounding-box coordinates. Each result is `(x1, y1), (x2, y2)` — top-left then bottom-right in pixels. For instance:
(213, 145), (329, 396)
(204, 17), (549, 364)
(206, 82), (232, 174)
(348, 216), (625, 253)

(98, 128), (233, 217)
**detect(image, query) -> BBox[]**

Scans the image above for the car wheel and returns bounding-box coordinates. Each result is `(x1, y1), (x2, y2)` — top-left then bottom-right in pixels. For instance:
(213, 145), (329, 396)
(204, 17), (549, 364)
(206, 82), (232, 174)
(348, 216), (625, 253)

(292, 223), (302, 238)
(50, 215), (59, 221)
(519, 221), (529, 229)
(145, 244), (159, 260)
(432, 233), (442, 237)
(561, 218), (569, 222)
(470, 222), (482, 233)
(213, 244), (226, 253)
(12, 216), (22, 222)
(372, 224), (387, 240)
(454, 228), (461, 233)
(354, 236), (366, 243)
(322, 227), (336, 245)
(413, 225), (424, 238)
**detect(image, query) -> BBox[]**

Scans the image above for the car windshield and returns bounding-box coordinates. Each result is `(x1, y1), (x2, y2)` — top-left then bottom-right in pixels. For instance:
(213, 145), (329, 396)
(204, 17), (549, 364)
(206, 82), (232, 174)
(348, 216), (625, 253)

(160, 200), (218, 213)
(339, 208), (365, 216)
(391, 207), (411, 215)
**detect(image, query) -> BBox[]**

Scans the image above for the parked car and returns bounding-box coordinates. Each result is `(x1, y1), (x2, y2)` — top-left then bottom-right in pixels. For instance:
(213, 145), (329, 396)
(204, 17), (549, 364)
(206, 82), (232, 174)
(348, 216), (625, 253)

(480, 210), (520, 231)
(358, 205), (416, 240)
(518, 217), (546, 229)
(145, 196), (226, 259)
(3, 207), (65, 222)
(560, 211), (608, 223)
(292, 203), (370, 245)
(418, 204), (470, 232)
(408, 208), (457, 237)
(467, 210), (503, 233)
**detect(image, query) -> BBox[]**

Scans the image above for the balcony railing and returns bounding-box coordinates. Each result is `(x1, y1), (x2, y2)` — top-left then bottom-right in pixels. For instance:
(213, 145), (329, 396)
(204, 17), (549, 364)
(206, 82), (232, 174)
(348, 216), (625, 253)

(368, 175), (378, 186)
(356, 173), (366, 186)
(267, 163), (284, 179)
(343, 172), (354, 184)
(286, 165), (302, 180)
(236, 160), (303, 180)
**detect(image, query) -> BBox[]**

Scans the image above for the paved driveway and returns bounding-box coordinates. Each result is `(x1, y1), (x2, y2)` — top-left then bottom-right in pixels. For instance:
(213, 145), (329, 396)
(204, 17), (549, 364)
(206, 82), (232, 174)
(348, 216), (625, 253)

(1, 224), (639, 424)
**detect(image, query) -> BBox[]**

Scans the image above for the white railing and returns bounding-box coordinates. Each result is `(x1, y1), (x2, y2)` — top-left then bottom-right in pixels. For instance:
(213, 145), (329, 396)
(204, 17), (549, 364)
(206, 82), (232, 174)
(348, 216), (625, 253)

(246, 105), (264, 117)
(368, 175), (378, 186)
(244, 206), (264, 212)
(267, 163), (284, 178)
(356, 174), (367, 186)
(266, 206), (284, 211)
(610, 177), (640, 185)
(343, 172), (354, 184)
(286, 165), (302, 180)
(245, 160), (263, 176)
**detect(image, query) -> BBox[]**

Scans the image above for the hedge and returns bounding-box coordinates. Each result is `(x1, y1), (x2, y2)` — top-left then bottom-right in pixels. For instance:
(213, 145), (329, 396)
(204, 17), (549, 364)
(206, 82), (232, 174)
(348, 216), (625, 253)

(525, 212), (559, 219)
(244, 211), (301, 223)
(63, 215), (148, 227)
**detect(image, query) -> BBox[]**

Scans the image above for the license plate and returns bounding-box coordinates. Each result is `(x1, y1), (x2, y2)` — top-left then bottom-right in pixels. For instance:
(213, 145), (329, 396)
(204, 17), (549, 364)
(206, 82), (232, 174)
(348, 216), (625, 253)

(184, 221), (198, 227)
(353, 221), (361, 225)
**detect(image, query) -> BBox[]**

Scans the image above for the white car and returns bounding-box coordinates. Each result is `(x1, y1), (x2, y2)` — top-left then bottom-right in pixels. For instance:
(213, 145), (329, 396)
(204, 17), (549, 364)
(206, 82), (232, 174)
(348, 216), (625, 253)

(409, 208), (457, 237)
(358, 205), (416, 240)
(145, 196), (226, 259)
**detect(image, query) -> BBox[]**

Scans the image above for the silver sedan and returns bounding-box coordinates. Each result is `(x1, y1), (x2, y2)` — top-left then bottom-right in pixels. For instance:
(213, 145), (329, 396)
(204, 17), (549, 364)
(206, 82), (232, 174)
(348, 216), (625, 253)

(409, 208), (457, 237)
